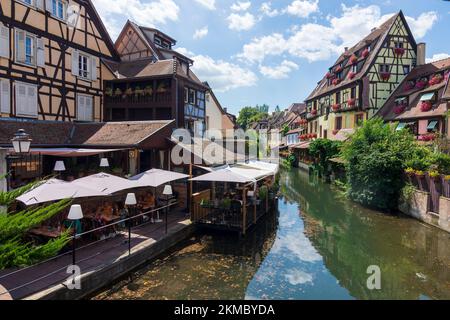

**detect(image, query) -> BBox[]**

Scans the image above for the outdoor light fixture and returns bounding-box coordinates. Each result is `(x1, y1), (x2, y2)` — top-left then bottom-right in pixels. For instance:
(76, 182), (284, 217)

(67, 204), (83, 271)
(163, 185), (173, 196)
(11, 129), (32, 154)
(100, 158), (110, 168)
(53, 161), (66, 172)
(125, 193), (137, 255)
(162, 185), (173, 232)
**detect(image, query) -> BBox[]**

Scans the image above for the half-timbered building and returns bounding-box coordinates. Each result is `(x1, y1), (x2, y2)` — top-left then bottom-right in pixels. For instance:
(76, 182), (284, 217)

(304, 11), (419, 141)
(103, 20), (208, 133)
(0, 0), (119, 122)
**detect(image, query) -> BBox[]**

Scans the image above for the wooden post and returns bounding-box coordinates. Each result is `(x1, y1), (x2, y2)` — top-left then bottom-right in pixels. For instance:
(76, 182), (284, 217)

(189, 161), (193, 217)
(266, 184), (269, 213)
(253, 183), (257, 224)
(242, 187), (247, 235)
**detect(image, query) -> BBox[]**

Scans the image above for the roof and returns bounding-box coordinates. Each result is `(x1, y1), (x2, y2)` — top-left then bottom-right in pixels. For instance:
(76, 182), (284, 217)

(287, 103), (306, 114)
(306, 12), (407, 101)
(378, 57), (450, 121)
(0, 118), (175, 148)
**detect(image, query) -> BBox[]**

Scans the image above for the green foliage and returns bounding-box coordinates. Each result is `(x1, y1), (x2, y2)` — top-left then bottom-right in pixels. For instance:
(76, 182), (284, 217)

(404, 146), (433, 171)
(309, 138), (342, 176)
(237, 106), (269, 130)
(259, 185), (268, 200)
(281, 124), (290, 136)
(431, 153), (450, 175)
(342, 118), (418, 211)
(0, 183), (71, 269)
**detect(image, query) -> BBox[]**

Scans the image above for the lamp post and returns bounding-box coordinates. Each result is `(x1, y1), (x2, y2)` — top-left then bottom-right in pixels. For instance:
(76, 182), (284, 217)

(100, 158), (109, 169)
(162, 185), (173, 235)
(6, 129), (32, 190)
(53, 160), (66, 179)
(67, 205), (83, 268)
(125, 193), (137, 255)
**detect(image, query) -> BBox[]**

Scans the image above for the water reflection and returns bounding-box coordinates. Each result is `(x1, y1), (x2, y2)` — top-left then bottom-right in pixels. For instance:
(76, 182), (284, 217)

(94, 168), (450, 300)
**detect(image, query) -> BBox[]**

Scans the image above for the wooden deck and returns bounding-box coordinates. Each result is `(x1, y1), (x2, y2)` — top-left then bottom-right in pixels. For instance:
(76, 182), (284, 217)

(0, 210), (189, 300)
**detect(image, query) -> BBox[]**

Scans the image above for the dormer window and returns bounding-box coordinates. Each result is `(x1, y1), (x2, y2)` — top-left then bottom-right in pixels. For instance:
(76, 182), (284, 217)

(394, 41), (403, 49)
(154, 37), (162, 46)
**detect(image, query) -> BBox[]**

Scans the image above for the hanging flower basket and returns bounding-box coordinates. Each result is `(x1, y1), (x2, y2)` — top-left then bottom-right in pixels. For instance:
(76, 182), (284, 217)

(428, 74), (443, 86)
(393, 105), (405, 114)
(332, 103), (341, 112)
(349, 54), (358, 65)
(144, 86), (153, 96)
(335, 66), (343, 73)
(311, 109), (318, 116)
(332, 129), (339, 135)
(394, 47), (405, 56)
(124, 88), (133, 96)
(326, 72), (333, 79)
(347, 98), (356, 107)
(361, 48), (370, 58)
(415, 78), (428, 89)
(105, 87), (113, 96)
(114, 88), (123, 97)
(380, 72), (391, 81)
(332, 78), (341, 86)
(404, 81), (415, 91)
(347, 72), (356, 80)
(134, 86), (144, 96)
(420, 100), (432, 112)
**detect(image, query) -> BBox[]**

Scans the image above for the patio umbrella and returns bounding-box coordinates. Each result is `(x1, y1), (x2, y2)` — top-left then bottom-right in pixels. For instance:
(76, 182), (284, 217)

(238, 160), (279, 175)
(129, 169), (189, 188)
(74, 172), (136, 194)
(16, 179), (110, 206)
(190, 167), (255, 183)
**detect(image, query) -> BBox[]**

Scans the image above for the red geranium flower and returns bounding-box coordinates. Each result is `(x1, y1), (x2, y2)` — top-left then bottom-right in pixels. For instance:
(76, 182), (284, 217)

(420, 101), (432, 112)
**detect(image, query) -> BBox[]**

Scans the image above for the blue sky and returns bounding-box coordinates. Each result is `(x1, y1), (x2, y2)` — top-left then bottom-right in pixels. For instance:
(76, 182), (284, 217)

(92, 0), (450, 116)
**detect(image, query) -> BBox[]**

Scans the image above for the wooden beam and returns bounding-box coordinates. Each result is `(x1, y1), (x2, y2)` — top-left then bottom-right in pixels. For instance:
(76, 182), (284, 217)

(242, 187), (247, 235)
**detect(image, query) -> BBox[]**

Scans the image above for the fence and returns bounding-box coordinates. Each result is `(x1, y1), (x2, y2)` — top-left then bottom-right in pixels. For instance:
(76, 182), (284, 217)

(407, 173), (450, 214)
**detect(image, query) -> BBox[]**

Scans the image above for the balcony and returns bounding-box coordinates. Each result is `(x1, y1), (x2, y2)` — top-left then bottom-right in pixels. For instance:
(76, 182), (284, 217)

(105, 92), (172, 109)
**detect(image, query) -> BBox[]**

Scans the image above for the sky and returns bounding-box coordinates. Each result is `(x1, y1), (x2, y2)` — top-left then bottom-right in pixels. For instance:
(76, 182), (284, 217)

(91, 0), (450, 116)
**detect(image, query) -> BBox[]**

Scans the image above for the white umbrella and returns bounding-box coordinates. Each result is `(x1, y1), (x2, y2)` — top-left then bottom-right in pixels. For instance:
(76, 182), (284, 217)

(129, 169), (189, 188)
(75, 172), (136, 194)
(239, 160), (279, 175)
(16, 179), (110, 206)
(190, 167), (254, 183)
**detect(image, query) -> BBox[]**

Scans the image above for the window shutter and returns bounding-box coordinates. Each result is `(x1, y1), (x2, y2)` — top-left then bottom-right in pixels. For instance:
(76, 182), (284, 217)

(15, 29), (25, 63)
(77, 95), (85, 120)
(0, 80), (10, 114)
(15, 83), (27, 115)
(85, 96), (93, 121)
(45, 0), (53, 12)
(0, 25), (9, 59)
(36, 0), (44, 10)
(90, 57), (97, 81)
(71, 49), (79, 76)
(26, 85), (37, 117)
(36, 38), (45, 67)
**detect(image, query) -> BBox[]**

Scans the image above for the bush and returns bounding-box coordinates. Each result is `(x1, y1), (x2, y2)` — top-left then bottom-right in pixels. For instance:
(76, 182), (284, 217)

(342, 118), (417, 211)
(431, 153), (450, 175)
(309, 138), (342, 176)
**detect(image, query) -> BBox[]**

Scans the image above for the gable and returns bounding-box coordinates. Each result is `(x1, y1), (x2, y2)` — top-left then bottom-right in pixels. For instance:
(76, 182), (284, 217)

(115, 23), (155, 61)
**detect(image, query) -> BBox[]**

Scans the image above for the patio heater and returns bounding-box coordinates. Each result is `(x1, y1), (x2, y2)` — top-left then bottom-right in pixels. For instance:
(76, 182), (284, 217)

(67, 205), (83, 269)
(162, 185), (173, 234)
(125, 193), (137, 255)
(6, 129), (32, 190)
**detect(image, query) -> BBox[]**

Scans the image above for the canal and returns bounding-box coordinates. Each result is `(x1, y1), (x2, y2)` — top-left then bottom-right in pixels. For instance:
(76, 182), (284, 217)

(93, 168), (450, 300)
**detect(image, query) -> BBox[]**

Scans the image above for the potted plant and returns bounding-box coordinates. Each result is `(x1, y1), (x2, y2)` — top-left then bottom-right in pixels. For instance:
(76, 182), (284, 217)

(124, 88), (133, 96)
(420, 101), (432, 112)
(156, 83), (167, 93)
(114, 88), (122, 97)
(335, 65), (343, 73)
(394, 47), (405, 56)
(428, 74), (443, 86)
(105, 87), (113, 96)
(134, 86), (143, 97)
(144, 85), (153, 96)
(393, 105), (405, 114)
(347, 98), (356, 107)
(349, 54), (358, 64)
(361, 48), (370, 58)
(347, 72), (356, 80)
(332, 104), (341, 112)
(404, 81), (415, 91)
(332, 78), (341, 86)
(415, 78), (428, 89)
(429, 170), (440, 181)
(405, 167), (415, 176)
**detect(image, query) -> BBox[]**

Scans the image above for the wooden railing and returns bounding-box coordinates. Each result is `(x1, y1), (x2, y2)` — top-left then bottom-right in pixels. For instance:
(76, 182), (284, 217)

(191, 189), (211, 221)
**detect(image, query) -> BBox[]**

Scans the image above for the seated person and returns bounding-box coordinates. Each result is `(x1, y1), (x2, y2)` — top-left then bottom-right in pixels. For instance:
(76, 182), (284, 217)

(145, 192), (156, 209)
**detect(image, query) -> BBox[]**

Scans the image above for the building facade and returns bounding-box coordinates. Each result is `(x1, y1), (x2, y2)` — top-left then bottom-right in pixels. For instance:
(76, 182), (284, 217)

(304, 11), (418, 140)
(0, 0), (119, 122)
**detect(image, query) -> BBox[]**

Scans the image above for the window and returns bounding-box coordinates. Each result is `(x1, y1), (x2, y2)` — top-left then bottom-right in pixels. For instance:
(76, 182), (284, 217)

(184, 88), (188, 103)
(16, 30), (35, 65)
(403, 65), (410, 75)
(335, 117), (342, 130)
(336, 92), (341, 104)
(394, 41), (404, 49)
(20, 0), (34, 6)
(427, 120), (438, 133)
(350, 87), (356, 99)
(72, 50), (96, 81)
(77, 94), (93, 121)
(51, 0), (66, 20)
(188, 89), (195, 104)
(154, 37), (162, 46)
(351, 63), (358, 73)
(420, 92), (435, 101)
(0, 79), (11, 114)
(79, 54), (89, 78)
(196, 91), (205, 108)
(15, 82), (37, 117)
(0, 24), (9, 59)
(379, 64), (390, 73)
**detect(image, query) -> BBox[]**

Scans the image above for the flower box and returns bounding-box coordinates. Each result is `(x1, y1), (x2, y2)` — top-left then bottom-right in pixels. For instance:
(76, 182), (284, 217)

(347, 98), (356, 107)
(418, 134), (435, 142)
(347, 72), (356, 80)
(311, 109), (317, 115)
(335, 66), (343, 73)
(393, 105), (405, 114)
(312, 133), (317, 139)
(380, 72), (391, 81)
(332, 103), (341, 112)
(415, 78), (428, 89)
(325, 72), (333, 79)
(362, 48), (370, 58)
(428, 74), (443, 86)
(349, 54), (358, 64)
(394, 47), (405, 56)
(420, 101), (432, 112)
(332, 78), (341, 86)
(404, 81), (415, 91)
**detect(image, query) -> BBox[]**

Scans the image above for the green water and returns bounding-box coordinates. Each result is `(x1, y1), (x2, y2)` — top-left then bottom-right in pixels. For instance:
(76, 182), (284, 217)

(94, 168), (450, 300)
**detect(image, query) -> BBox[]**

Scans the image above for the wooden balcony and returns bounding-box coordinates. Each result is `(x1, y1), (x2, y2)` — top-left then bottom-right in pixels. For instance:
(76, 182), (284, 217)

(104, 92), (172, 109)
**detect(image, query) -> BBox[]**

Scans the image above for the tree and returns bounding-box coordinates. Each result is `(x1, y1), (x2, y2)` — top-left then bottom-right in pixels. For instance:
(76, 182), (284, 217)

(0, 180), (71, 269)
(309, 138), (342, 177)
(237, 106), (268, 130)
(341, 118), (417, 211)
(274, 105), (281, 114)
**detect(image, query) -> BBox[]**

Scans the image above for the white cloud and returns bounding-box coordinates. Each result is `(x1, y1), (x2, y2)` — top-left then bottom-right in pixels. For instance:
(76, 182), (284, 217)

(227, 12), (256, 31)
(190, 54), (258, 92)
(193, 26), (208, 40)
(175, 47), (194, 57)
(285, 269), (314, 285)
(285, 0), (319, 18)
(231, 1), (251, 12)
(237, 33), (287, 63)
(405, 11), (438, 39)
(260, 60), (299, 79)
(426, 53), (450, 63)
(260, 2), (280, 17)
(193, 0), (216, 10)
(92, 0), (179, 40)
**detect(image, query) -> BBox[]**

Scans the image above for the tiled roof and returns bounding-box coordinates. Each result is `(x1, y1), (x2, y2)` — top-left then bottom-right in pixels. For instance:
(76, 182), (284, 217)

(0, 119), (174, 147)
(378, 57), (450, 121)
(305, 13), (400, 101)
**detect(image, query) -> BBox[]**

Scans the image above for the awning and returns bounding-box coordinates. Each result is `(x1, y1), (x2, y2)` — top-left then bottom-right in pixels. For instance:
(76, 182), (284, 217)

(420, 92), (435, 101)
(9, 148), (126, 157)
(129, 169), (189, 188)
(16, 179), (110, 206)
(427, 120), (438, 130)
(75, 172), (136, 194)
(395, 97), (406, 103)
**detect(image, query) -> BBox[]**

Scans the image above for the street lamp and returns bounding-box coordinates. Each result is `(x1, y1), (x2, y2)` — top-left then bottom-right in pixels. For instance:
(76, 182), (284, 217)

(11, 129), (32, 154)
(67, 205), (83, 269)
(125, 193), (137, 255)
(99, 158), (109, 168)
(162, 185), (173, 234)
(53, 161), (66, 179)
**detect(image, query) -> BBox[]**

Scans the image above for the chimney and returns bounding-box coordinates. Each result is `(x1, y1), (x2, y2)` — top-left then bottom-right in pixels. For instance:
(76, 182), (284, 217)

(344, 47), (348, 52)
(417, 43), (426, 66)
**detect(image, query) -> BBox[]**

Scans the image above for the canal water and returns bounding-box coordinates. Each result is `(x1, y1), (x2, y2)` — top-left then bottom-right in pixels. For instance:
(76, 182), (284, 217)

(93, 168), (450, 300)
